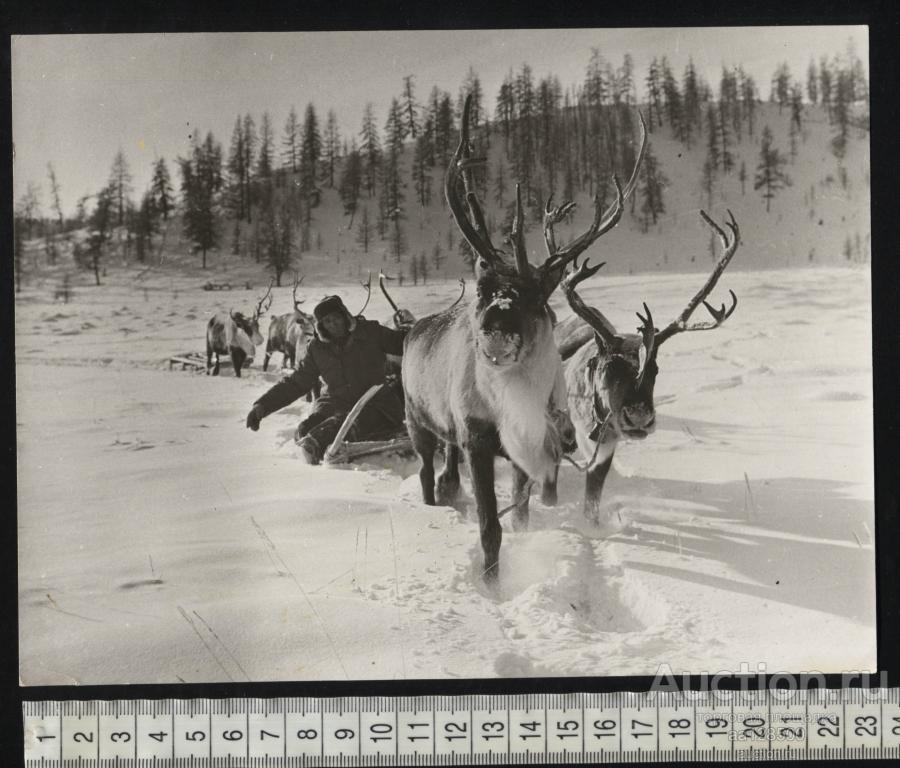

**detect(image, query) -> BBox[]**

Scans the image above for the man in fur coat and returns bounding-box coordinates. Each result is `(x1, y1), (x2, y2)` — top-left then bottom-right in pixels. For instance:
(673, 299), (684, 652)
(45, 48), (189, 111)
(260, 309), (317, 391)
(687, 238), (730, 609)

(246, 294), (410, 464)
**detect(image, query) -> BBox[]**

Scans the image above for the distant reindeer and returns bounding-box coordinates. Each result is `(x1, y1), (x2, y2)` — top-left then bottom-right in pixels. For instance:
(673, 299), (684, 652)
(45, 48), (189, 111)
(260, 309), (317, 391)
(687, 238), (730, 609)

(402, 95), (645, 580)
(549, 210), (740, 524)
(206, 281), (273, 377)
(262, 273), (319, 400)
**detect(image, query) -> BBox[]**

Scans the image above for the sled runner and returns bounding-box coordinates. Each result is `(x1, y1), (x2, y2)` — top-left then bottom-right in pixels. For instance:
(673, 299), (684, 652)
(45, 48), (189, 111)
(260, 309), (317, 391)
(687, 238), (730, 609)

(323, 382), (412, 465)
(168, 352), (209, 371)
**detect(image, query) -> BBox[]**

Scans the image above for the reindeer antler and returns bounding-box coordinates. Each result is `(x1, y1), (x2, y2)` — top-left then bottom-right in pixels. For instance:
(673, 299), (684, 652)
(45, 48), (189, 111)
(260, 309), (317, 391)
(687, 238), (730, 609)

(253, 279), (274, 321)
(541, 112), (647, 279)
(292, 273), (305, 310)
(654, 210), (740, 346)
(562, 259), (619, 346)
(446, 94), (503, 270)
(449, 277), (466, 309)
(378, 271), (399, 312)
(357, 271), (373, 315)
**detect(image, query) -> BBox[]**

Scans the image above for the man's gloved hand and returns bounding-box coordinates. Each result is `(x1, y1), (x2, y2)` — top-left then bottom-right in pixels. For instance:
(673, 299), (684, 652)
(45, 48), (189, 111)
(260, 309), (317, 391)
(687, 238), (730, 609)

(393, 308), (415, 329)
(246, 405), (263, 432)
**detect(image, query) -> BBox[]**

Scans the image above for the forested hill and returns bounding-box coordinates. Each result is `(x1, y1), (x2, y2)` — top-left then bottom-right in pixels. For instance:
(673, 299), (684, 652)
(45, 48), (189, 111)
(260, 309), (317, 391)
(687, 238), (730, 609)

(14, 54), (870, 292)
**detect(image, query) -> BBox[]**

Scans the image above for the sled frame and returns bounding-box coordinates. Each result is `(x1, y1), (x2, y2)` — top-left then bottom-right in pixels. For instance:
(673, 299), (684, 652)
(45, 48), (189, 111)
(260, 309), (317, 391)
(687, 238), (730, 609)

(323, 383), (412, 465)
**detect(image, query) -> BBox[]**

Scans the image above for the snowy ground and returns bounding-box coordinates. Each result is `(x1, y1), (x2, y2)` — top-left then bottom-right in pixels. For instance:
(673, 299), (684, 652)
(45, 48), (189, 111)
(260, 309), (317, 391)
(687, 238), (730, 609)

(16, 266), (875, 684)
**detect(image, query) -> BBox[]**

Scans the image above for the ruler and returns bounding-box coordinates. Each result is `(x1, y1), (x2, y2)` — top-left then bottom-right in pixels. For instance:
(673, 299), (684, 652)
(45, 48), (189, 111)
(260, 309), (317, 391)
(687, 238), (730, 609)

(23, 689), (900, 765)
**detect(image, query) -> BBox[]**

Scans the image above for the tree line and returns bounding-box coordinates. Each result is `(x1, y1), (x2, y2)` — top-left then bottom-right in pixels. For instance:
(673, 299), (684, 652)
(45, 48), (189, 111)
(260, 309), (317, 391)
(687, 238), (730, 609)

(14, 41), (869, 291)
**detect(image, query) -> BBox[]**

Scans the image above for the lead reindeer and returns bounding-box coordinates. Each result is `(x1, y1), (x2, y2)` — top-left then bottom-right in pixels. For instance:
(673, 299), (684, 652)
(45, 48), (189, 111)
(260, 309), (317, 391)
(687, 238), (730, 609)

(206, 282), (273, 377)
(402, 94), (645, 580)
(548, 209), (741, 525)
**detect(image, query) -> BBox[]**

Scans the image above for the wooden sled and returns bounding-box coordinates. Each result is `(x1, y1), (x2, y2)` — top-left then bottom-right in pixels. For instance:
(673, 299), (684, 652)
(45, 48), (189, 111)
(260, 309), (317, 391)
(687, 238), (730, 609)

(323, 383), (412, 465)
(168, 352), (209, 371)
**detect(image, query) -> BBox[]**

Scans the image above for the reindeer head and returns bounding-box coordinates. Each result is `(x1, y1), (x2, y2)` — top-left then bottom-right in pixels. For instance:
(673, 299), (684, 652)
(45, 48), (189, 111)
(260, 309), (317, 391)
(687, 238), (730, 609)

(448, 94), (646, 369)
(232, 280), (273, 347)
(564, 210), (740, 441)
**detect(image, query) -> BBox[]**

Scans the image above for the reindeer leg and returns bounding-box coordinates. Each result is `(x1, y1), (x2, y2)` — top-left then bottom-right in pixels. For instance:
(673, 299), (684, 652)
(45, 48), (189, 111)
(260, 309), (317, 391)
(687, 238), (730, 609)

(408, 415), (437, 506)
(436, 443), (461, 505)
(541, 463), (560, 506)
(584, 452), (614, 524)
(212, 351), (220, 376)
(206, 341), (213, 375)
(511, 464), (532, 532)
(230, 347), (246, 378)
(262, 341), (272, 372)
(465, 420), (502, 582)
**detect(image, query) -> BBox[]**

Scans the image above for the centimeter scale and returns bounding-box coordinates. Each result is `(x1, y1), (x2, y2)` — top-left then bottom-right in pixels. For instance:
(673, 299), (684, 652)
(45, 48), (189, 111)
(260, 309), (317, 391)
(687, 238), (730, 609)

(24, 689), (900, 765)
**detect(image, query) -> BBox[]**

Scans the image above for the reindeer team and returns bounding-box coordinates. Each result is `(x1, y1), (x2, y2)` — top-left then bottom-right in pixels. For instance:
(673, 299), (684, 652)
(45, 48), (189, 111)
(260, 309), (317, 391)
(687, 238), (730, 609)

(218, 93), (741, 582)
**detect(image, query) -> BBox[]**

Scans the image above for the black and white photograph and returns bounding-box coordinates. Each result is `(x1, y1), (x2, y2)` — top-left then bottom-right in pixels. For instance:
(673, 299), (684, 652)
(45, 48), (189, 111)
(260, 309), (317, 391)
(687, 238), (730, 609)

(13, 27), (874, 685)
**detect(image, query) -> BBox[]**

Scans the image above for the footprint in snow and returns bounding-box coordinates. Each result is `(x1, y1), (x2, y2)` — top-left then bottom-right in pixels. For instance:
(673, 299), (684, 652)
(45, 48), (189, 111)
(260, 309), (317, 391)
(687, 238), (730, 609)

(117, 579), (165, 590)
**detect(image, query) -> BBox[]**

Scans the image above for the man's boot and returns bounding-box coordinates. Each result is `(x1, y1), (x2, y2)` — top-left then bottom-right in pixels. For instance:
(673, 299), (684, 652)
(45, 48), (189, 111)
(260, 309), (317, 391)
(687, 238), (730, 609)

(296, 435), (321, 465)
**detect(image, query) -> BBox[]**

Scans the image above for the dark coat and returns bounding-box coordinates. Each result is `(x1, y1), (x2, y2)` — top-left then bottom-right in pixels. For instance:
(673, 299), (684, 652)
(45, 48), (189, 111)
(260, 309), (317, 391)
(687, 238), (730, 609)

(253, 313), (407, 417)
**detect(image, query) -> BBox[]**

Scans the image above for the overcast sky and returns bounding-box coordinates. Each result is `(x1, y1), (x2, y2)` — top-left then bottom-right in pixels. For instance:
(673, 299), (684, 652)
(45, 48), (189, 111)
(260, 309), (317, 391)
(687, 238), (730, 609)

(12, 26), (867, 215)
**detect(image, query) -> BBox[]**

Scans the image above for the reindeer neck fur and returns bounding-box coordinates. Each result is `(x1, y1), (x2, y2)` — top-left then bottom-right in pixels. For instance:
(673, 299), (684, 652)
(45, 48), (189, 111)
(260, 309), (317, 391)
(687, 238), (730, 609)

(218, 312), (256, 356)
(471, 309), (560, 481)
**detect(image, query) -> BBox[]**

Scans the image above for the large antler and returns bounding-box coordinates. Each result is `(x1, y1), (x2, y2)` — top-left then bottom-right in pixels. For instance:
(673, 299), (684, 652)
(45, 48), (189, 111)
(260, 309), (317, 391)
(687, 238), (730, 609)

(654, 210), (740, 346)
(253, 279), (274, 321)
(291, 273), (305, 310)
(357, 271), (373, 315)
(449, 277), (466, 309)
(562, 259), (620, 346)
(446, 94), (503, 270)
(378, 271), (399, 312)
(541, 112), (648, 280)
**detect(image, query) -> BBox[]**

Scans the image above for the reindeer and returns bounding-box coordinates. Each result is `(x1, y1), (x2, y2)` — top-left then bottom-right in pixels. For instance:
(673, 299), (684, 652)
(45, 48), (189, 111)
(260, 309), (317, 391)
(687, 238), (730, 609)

(402, 95), (645, 580)
(205, 282), (273, 377)
(263, 274), (314, 367)
(547, 210), (741, 524)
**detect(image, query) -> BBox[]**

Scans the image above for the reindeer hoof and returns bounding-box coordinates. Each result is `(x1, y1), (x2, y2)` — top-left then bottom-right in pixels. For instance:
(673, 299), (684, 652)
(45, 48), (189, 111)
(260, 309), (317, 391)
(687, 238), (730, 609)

(436, 478), (460, 506)
(540, 486), (558, 506)
(511, 510), (529, 532)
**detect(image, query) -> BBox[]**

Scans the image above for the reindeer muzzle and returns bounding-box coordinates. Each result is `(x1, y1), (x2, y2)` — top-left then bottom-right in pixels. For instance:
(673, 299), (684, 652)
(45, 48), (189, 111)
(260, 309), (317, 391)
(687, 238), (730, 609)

(619, 406), (656, 440)
(479, 329), (522, 366)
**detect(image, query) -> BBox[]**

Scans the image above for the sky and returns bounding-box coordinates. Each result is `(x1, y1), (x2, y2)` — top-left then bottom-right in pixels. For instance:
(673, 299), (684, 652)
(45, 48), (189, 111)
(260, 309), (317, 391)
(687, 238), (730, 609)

(12, 26), (867, 216)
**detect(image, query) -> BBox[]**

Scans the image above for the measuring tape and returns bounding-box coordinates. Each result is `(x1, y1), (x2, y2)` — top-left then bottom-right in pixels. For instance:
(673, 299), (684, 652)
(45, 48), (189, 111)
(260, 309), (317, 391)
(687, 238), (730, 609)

(23, 689), (900, 764)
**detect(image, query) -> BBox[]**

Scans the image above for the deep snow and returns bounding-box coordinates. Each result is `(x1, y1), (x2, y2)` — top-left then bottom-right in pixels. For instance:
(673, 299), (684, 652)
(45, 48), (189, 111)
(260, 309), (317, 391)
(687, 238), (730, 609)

(16, 266), (875, 684)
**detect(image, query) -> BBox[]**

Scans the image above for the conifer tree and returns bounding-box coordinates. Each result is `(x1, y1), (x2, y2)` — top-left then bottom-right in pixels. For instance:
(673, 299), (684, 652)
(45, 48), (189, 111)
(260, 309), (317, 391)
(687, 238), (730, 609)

(359, 102), (381, 197)
(819, 57), (833, 119)
(47, 162), (64, 235)
(355, 205), (372, 253)
(108, 149), (133, 227)
(322, 109), (340, 188)
(178, 131), (223, 268)
(806, 59), (819, 105)
(645, 58), (664, 131)
(401, 75), (420, 138)
(227, 116), (246, 220)
(461, 67), (484, 128)
(789, 84), (804, 159)
(257, 112), (274, 181)
(705, 105), (720, 172)
(282, 106), (300, 174)
(242, 113), (257, 222)
(718, 101), (734, 173)
(771, 62), (791, 113)
(150, 158), (174, 222)
(682, 59), (702, 141)
(411, 134), (432, 207)
(339, 141), (362, 221)
(831, 69), (852, 160)
(754, 125), (790, 213)
(638, 142), (668, 230)
(660, 57), (683, 137)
